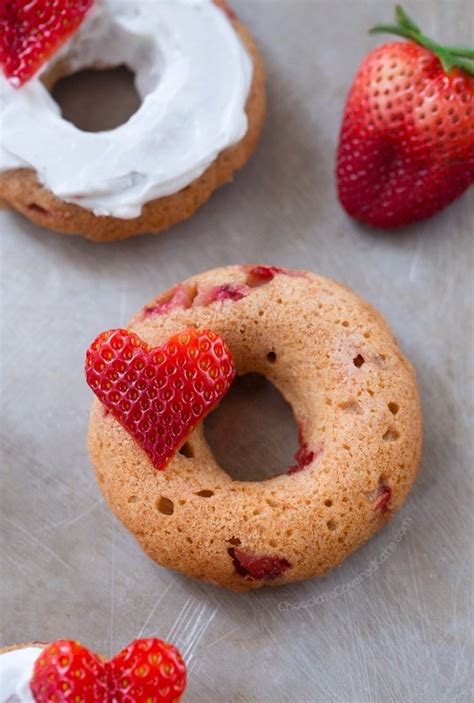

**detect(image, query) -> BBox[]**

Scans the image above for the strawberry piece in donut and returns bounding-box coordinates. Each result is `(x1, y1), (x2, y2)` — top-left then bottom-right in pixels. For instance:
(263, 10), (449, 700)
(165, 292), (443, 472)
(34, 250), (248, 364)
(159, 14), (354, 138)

(246, 265), (285, 287)
(374, 484), (392, 515)
(138, 265), (296, 321)
(194, 283), (248, 306)
(142, 284), (198, 318)
(228, 547), (291, 580)
(288, 444), (320, 475)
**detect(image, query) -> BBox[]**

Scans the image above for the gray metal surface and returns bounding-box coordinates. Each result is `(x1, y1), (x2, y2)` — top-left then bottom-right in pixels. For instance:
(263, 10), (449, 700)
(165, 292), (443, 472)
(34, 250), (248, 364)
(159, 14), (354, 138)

(1, 1), (473, 701)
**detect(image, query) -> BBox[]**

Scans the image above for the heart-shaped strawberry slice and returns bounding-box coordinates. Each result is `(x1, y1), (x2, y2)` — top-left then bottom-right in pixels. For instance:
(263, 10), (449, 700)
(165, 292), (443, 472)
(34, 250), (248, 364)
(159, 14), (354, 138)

(30, 637), (186, 703)
(0, 0), (94, 86)
(86, 328), (235, 470)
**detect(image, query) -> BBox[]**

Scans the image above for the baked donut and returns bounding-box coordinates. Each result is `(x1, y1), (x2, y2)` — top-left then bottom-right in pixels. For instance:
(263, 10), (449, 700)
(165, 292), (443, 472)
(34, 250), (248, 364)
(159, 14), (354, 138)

(0, 0), (265, 242)
(87, 265), (422, 592)
(0, 638), (186, 702)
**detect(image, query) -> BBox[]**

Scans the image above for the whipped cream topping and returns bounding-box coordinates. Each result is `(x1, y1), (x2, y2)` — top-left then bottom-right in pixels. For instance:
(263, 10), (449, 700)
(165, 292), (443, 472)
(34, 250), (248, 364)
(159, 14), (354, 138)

(0, 0), (252, 218)
(0, 647), (41, 703)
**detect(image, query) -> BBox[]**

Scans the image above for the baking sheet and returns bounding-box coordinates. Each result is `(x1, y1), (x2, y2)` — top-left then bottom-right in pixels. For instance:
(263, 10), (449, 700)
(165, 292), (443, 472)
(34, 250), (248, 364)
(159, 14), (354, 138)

(1, 1), (473, 701)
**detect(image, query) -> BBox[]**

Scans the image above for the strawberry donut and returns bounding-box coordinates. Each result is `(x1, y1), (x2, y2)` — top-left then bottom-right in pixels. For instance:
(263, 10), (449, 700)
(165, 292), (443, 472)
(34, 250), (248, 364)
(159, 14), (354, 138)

(87, 265), (422, 592)
(0, 638), (186, 702)
(0, 0), (265, 241)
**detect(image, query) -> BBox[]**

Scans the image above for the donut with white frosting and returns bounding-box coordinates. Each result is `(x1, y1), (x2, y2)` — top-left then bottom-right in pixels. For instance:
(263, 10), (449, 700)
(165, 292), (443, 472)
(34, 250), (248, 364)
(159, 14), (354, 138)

(0, 0), (266, 241)
(87, 265), (422, 592)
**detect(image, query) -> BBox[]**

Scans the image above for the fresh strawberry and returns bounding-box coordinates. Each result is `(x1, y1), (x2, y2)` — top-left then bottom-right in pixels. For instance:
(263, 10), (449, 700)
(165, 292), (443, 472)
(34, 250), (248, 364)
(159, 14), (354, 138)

(30, 638), (186, 703)
(110, 637), (186, 703)
(86, 328), (235, 470)
(337, 5), (474, 228)
(0, 0), (93, 86)
(30, 640), (108, 702)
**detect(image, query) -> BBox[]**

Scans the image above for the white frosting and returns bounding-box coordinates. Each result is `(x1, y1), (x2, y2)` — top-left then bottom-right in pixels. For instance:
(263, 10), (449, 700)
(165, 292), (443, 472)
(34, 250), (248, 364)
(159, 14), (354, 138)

(0, 647), (40, 702)
(0, 0), (252, 218)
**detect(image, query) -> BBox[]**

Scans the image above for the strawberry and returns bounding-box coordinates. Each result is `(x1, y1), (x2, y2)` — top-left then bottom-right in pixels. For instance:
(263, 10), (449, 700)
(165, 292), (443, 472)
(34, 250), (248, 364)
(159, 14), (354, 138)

(109, 637), (186, 703)
(0, 0), (93, 87)
(288, 445), (316, 475)
(194, 283), (247, 306)
(30, 638), (186, 703)
(245, 265), (284, 288)
(30, 640), (108, 702)
(142, 284), (197, 318)
(337, 5), (474, 228)
(228, 547), (291, 580)
(374, 484), (392, 515)
(86, 328), (235, 470)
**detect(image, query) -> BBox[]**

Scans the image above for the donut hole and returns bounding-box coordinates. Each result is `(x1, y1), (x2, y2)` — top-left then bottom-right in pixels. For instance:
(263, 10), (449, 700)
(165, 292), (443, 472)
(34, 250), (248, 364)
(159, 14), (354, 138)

(204, 373), (299, 482)
(388, 402), (400, 415)
(51, 65), (142, 132)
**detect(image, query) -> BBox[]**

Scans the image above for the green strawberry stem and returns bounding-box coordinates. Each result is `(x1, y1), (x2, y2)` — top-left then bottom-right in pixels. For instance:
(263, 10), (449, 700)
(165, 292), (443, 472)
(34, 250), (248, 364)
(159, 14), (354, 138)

(444, 47), (474, 58)
(370, 4), (474, 76)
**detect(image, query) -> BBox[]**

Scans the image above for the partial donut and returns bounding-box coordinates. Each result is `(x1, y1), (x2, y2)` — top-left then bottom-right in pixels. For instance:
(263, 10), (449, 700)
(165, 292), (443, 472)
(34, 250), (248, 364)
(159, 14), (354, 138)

(0, 642), (45, 702)
(0, 1), (266, 241)
(88, 265), (422, 592)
